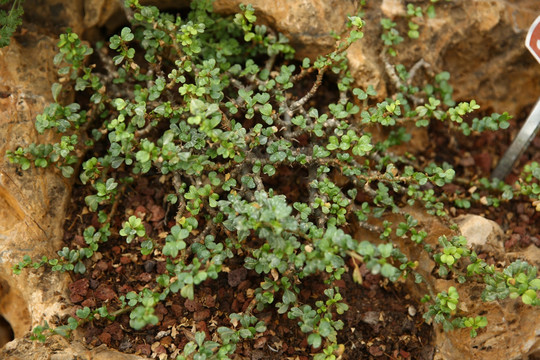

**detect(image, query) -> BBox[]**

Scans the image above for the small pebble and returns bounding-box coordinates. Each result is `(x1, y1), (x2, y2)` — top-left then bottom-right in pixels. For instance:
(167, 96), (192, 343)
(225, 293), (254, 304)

(144, 260), (156, 273)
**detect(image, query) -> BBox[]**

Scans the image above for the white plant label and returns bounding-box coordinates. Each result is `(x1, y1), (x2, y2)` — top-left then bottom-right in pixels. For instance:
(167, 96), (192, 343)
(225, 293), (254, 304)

(526, 15), (540, 64)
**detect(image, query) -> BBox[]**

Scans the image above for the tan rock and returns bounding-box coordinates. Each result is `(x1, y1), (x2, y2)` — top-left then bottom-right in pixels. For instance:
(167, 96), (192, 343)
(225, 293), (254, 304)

(355, 207), (540, 360)
(2, 336), (147, 360)
(421, 0), (540, 116)
(0, 30), (72, 349)
(456, 214), (504, 253)
(23, 0), (86, 35)
(381, 0), (406, 19)
(213, 0), (358, 60)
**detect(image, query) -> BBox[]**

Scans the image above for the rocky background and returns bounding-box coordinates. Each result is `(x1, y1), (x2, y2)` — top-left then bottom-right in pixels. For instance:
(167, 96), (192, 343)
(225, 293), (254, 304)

(0, 0), (539, 359)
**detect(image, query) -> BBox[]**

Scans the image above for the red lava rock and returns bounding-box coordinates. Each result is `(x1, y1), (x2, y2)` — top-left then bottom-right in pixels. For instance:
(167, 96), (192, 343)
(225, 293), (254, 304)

(400, 349), (411, 358)
(300, 288), (311, 301)
(369, 345), (384, 356)
(155, 303), (168, 322)
(285, 343), (293, 355)
(135, 205), (147, 218)
(91, 214), (100, 228)
(154, 345), (167, 355)
(95, 260), (109, 272)
(69, 278), (89, 303)
(73, 234), (85, 247)
(473, 152), (492, 173)
(170, 304), (183, 317)
(237, 292), (246, 303)
(95, 285), (117, 301)
(156, 261), (167, 274)
(231, 298), (240, 313)
(143, 222), (152, 234)
(506, 234), (520, 249)
(81, 298), (96, 308)
(521, 235), (532, 247)
(160, 336), (173, 346)
(184, 299), (200, 312)
(177, 337), (189, 351)
(514, 226), (526, 236)
(105, 322), (123, 341)
(228, 267), (247, 287)
(259, 312), (272, 325)
(156, 303), (168, 316)
(120, 256), (131, 264)
(217, 288), (226, 298)
(98, 332), (111, 345)
(204, 293), (216, 308)
(313, 283), (326, 294)
(193, 309), (211, 321)
(254, 336), (267, 349)
(149, 204), (165, 221)
(118, 284), (133, 294)
(136, 344), (151, 356)
(112, 246), (122, 255)
(507, 173), (519, 184)
(138, 272), (153, 282)
(162, 317), (177, 328)
(196, 320), (208, 335)
(115, 266), (124, 274)
(334, 279), (346, 288)
(237, 279), (251, 291)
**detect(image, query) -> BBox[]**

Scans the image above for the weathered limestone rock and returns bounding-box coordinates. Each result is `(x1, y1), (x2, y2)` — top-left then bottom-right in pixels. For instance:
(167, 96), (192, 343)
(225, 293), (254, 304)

(456, 214), (504, 253)
(354, 207), (540, 360)
(408, 210), (540, 360)
(379, 0), (540, 116)
(0, 24), (149, 360)
(2, 336), (147, 360)
(213, 0), (540, 117)
(213, 0), (358, 60)
(0, 30), (72, 346)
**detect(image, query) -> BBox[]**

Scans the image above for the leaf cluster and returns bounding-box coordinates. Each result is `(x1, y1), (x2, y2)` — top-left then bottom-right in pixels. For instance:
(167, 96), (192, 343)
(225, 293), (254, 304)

(8, 0), (540, 355)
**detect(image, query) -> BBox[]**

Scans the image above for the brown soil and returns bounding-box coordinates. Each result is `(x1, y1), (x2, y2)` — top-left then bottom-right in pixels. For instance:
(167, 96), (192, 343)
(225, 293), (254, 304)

(62, 162), (435, 359)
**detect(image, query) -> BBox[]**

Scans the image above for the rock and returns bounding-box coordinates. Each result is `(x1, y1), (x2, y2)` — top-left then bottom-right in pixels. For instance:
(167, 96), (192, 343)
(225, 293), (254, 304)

(212, 0), (358, 60)
(0, 30), (73, 345)
(507, 245), (540, 269)
(214, 0), (539, 134)
(411, 0), (540, 116)
(455, 214), (504, 253)
(381, 0), (406, 19)
(94, 285), (117, 301)
(23, 0), (86, 35)
(21, 0), (191, 45)
(69, 279), (90, 303)
(355, 206), (540, 360)
(433, 294), (540, 360)
(1, 336), (147, 360)
(227, 267), (247, 287)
